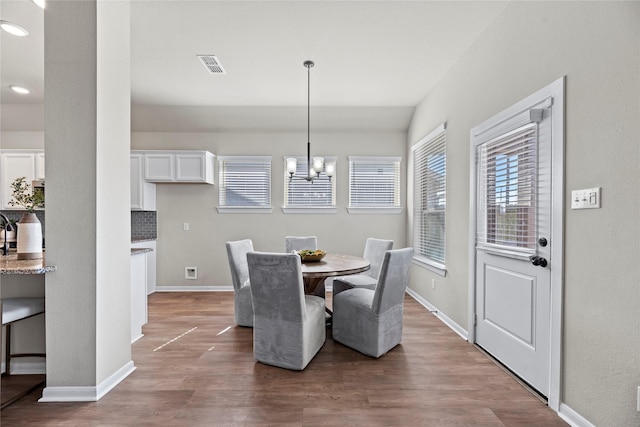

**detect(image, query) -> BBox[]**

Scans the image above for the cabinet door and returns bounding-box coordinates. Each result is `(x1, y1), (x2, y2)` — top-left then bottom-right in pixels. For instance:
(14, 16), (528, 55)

(35, 152), (45, 180)
(175, 153), (206, 182)
(130, 155), (144, 210)
(1, 153), (37, 209)
(131, 154), (156, 211)
(144, 153), (174, 181)
(130, 252), (147, 343)
(176, 152), (214, 184)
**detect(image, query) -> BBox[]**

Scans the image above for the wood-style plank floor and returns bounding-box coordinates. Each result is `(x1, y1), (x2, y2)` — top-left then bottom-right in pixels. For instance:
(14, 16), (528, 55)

(1, 292), (567, 426)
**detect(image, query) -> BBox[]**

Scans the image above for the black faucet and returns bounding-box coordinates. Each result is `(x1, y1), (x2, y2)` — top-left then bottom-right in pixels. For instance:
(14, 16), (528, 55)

(0, 213), (15, 256)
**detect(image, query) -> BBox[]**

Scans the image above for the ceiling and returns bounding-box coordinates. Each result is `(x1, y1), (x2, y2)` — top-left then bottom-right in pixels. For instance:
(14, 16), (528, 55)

(1, 1), (509, 130)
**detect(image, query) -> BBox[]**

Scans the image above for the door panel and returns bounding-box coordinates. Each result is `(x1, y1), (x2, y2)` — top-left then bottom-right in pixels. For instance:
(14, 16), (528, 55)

(484, 263), (535, 347)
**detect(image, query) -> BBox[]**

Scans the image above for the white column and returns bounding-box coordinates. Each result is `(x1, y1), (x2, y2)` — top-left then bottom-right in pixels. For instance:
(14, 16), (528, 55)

(42, 0), (133, 401)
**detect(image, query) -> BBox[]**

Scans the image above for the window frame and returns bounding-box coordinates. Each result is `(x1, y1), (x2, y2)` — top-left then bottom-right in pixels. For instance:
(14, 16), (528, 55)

(347, 156), (403, 214)
(411, 123), (447, 276)
(282, 155), (337, 214)
(216, 155), (273, 214)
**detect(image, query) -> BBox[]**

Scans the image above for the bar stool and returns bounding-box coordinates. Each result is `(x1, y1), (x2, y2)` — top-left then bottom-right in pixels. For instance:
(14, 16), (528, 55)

(2, 297), (46, 376)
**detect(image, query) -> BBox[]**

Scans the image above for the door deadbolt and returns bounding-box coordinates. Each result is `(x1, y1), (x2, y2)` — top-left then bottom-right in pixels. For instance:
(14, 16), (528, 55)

(538, 237), (548, 247)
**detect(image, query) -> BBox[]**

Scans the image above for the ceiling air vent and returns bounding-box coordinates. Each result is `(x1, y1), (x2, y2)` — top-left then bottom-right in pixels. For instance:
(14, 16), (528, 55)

(197, 55), (227, 74)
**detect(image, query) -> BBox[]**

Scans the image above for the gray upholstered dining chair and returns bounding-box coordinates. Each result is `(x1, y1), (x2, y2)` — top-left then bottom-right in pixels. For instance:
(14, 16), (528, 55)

(284, 235), (317, 253)
(247, 251), (326, 370)
(332, 247), (413, 358)
(332, 237), (393, 296)
(225, 239), (255, 327)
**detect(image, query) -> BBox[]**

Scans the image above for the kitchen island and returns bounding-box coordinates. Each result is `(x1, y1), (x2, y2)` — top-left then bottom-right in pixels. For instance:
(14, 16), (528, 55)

(1, 252), (53, 408)
(0, 253), (56, 275)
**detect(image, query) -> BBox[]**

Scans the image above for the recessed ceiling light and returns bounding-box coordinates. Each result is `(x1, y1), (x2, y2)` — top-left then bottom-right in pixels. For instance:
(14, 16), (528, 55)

(0, 21), (29, 37)
(9, 85), (30, 95)
(32, 0), (46, 9)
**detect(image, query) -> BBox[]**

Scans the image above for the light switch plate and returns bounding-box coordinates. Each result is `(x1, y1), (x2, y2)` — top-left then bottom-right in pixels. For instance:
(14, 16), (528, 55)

(571, 187), (601, 209)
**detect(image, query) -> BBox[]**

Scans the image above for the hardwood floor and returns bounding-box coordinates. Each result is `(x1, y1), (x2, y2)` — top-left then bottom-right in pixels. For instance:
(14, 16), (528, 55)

(1, 292), (567, 426)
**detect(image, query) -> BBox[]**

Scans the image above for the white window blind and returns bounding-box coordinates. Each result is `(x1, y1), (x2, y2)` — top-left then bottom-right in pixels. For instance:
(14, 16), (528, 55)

(348, 156), (401, 211)
(412, 125), (446, 266)
(284, 156), (336, 208)
(218, 156), (271, 209)
(476, 123), (538, 254)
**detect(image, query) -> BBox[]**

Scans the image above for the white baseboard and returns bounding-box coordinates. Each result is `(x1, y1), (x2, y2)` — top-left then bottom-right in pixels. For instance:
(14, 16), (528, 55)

(39, 361), (136, 402)
(558, 403), (595, 427)
(155, 285), (233, 292)
(1, 359), (46, 375)
(405, 288), (468, 341)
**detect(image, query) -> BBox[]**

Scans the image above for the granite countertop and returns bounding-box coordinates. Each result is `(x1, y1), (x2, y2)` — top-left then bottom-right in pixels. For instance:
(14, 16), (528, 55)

(132, 238), (157, 243)
(0, 253), (56, 275)
(131, 247), (153, 255)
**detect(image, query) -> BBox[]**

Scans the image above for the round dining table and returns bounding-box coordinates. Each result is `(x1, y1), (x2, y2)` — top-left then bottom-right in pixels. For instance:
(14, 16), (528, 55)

(300, 253), (370, 296)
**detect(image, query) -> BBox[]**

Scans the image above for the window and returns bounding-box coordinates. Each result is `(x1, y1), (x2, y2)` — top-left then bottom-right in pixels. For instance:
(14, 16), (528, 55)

(412, 124), (446, 274)
(217, 156), (272, 213)
(476, 123), (538, 254)
(283, 156), (336, 213)
(348, 156), (402, 213)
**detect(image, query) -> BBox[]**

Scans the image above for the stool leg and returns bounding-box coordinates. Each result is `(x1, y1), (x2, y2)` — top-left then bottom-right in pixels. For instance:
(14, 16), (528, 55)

(4, 324), (11, 376)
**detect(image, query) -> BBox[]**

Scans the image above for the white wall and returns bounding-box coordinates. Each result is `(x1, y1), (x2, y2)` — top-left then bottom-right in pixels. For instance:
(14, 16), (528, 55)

(407, 2), (639, 426)
(132, 129), (408, 288)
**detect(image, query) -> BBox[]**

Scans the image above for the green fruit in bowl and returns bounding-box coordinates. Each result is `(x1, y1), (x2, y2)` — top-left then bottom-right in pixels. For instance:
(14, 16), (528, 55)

(297, 249), (326, 259)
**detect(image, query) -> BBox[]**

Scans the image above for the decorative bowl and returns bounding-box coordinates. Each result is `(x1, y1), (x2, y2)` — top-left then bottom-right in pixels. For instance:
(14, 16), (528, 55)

(297, 249), (326, 263)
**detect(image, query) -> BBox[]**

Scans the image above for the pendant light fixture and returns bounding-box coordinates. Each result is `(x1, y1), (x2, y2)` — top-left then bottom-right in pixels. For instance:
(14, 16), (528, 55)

(286, 60), (334, 182)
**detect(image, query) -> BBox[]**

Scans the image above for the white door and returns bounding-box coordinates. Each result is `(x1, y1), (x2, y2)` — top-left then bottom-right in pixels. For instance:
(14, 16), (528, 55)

(473, 98), (554, 396)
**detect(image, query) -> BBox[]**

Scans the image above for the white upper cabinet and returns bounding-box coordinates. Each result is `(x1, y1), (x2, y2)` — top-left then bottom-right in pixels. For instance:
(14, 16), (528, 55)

(35, 152), (46, 180)
(144, 152), (175, 182)
(143, 151), (214, 184)
(131, 153), (156, 211)
(0, 150), (43, 209)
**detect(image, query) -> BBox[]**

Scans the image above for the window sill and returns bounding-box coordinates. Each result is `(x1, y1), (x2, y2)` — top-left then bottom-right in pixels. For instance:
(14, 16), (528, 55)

(412, 256), (447, 277)
(217, 207), (273, 214)
(281, 206), (337, 214)
(347, 207), (403, 214)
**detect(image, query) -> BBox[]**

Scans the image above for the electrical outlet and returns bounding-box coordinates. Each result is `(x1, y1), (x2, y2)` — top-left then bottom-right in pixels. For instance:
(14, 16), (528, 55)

(185, 267), (197, 280)
(431, 279), (436, 290)
(183, 222), (189, 231)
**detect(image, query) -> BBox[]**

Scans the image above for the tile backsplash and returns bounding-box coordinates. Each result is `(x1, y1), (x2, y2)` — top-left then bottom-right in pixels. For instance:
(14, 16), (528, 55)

(131, 210), (157, 240)
(0, 210), (157, 243)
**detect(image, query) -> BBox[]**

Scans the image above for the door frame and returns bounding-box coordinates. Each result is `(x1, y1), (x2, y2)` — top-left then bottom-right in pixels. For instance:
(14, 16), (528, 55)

(467, 76), (565, 411)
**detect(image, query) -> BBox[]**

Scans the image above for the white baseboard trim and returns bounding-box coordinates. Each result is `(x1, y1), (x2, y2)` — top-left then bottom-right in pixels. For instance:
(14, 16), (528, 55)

(558, 403), (595, 427)
(39, 360), (136, 402)
(1, 360), (46, 375)
(155, 285), (233, 292)
(405, 288), (469, 341)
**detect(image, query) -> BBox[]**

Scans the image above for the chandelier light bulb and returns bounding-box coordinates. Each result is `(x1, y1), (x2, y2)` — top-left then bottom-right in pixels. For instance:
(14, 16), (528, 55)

(325, 162), (336, 177)
(286, 158), (297, 175)
(313, 157), (324, 174)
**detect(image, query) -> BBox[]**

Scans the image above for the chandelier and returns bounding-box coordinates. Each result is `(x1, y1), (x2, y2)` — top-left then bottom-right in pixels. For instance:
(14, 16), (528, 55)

(286, 60), (335, 182)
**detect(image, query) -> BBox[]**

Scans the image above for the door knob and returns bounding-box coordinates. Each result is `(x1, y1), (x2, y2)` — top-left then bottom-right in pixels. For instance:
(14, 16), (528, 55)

(538, 237), (548, 247)
(529, 255), (548, 268)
